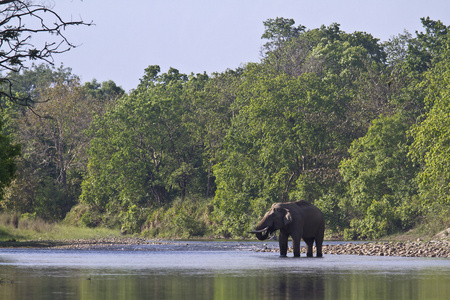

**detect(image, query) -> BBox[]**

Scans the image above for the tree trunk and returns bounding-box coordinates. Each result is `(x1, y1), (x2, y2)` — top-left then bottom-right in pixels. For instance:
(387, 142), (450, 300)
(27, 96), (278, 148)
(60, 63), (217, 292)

(206, 159), (212, 198)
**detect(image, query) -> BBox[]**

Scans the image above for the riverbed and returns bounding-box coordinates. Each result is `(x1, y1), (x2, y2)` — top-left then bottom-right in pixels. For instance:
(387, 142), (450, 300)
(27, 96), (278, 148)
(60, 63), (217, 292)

(1, 241), (449, 299)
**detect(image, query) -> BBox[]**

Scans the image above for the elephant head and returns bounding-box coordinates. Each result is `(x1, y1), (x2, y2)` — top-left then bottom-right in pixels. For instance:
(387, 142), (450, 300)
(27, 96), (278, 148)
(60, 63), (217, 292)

(250, 205), (293, 240)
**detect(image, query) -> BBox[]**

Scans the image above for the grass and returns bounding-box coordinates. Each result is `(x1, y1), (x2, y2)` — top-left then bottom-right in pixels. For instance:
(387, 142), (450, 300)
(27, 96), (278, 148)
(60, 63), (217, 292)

(382, 225), (440, 242)
(1, 210), (446, 246)
(0, 212), (123, 245)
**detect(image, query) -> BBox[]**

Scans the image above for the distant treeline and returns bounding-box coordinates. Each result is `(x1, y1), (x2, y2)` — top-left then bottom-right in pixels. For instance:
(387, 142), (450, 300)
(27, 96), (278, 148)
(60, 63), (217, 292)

(1, 17), (449, 239)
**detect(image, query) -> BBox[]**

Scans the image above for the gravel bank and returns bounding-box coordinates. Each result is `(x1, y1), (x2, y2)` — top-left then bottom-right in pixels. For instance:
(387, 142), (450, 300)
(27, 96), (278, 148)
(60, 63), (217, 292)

(10, 238), (448, 258)
(255, 240), (450, 258)
(49, 237), (165, 250)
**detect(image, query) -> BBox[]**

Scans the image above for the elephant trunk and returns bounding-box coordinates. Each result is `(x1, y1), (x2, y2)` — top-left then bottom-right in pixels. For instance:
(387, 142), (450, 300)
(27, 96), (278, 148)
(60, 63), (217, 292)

(255, 231), (269, 241)
(249, 226), (270, 240)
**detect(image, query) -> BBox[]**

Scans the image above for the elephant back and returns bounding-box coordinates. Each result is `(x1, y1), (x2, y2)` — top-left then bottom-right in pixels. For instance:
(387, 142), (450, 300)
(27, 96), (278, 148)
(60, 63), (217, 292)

(294, 200), (313, 208)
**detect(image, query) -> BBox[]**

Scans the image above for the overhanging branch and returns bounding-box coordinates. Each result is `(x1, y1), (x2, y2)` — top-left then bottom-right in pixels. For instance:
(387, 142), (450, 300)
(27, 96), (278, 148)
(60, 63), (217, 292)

(0, 0), (93, 107)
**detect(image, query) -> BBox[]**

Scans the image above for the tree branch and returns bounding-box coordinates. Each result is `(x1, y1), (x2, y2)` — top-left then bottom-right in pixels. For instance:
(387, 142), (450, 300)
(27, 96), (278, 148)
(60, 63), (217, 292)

(0, 0), (93, 107)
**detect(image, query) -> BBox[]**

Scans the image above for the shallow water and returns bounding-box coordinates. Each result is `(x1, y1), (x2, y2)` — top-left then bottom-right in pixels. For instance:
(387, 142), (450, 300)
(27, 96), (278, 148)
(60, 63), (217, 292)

(1, 241), (449, 300)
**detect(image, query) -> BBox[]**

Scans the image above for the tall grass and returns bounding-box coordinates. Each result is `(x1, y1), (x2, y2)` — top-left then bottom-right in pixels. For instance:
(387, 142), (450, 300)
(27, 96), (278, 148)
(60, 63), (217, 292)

(0, 212), (122, 242)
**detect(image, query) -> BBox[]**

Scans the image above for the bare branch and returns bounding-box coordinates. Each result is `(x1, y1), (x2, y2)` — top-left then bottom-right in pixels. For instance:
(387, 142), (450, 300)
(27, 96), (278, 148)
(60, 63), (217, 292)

(0, 0), (93, 106)
(0, 1), (16, 5)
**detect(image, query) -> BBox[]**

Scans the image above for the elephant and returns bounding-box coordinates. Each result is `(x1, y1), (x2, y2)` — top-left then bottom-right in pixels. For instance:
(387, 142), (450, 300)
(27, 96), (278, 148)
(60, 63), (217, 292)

(250, 200), (325, 257)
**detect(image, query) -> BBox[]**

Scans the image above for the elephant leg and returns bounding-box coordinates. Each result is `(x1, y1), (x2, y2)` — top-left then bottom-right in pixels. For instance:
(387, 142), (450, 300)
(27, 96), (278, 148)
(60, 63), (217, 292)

(292, 238), (301, 257)
(279, 232), (288, 257)
(315, 226), (325, 257)
(315, 237), (324, 258)
(304, 238), (314, 257)
(315, 239), (323, 257)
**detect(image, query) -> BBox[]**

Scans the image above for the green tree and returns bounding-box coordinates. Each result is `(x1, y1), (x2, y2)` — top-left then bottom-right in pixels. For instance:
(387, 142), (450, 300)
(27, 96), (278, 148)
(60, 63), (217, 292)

(83, 79), (124, 112)
(212, 64), (351, 236)
(190, 68), (242, 197)
(261, 17), (305, 53)
(81, 66), (210, 231)
(409, 42), (450, 226)
(405, 17), (450, 74)
(2, 68), (98, 220)
(334, 18), (450, 238)
(0, 120), (20, 202)
(212, 20), (395, 237)
(340, 113), (419, 239)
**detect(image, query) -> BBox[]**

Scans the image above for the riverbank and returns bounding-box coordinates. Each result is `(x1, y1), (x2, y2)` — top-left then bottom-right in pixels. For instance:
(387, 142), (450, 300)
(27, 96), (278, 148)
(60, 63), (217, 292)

(324, 241), (450, 257)
(255, 240), (450, 258)
(1, 237), (449, 258)
(0, 237), (155, 249)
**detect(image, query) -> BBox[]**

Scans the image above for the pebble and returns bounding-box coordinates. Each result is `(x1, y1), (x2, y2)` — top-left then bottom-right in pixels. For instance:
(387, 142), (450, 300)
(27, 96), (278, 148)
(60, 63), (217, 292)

(254, 240), (450, 258)
(51, 237), (163, 250)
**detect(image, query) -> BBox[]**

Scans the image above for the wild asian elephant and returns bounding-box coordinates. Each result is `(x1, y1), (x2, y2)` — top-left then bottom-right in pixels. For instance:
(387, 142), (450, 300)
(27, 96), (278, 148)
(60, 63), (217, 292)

(250, 200), (325, 257)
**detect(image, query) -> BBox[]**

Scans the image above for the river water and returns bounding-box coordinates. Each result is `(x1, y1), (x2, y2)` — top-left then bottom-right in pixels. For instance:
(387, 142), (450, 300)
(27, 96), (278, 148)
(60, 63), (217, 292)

(0, 241), (449, 299)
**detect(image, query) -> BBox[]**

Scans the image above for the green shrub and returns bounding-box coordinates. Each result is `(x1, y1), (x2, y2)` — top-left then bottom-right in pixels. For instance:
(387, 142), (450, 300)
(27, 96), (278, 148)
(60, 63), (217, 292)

(346, 196), (413, 240)
(142, 197), (212, 238)
(119, 204), (148, 234)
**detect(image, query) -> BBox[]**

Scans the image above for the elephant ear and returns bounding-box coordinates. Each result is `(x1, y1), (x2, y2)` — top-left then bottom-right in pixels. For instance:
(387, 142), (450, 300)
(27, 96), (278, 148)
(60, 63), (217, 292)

(283, 209), (293, 226)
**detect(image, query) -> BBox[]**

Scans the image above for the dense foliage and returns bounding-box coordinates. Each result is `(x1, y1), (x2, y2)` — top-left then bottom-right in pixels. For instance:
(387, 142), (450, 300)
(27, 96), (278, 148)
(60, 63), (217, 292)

(1, 17), (450, 239)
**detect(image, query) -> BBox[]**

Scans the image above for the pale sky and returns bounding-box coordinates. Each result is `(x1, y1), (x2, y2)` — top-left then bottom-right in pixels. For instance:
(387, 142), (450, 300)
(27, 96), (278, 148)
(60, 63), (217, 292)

(40, 0), (450, 92)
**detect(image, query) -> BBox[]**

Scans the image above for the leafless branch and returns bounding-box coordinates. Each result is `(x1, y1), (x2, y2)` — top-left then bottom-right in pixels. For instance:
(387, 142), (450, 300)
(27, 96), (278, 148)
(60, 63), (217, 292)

(0, 0), (93, 106)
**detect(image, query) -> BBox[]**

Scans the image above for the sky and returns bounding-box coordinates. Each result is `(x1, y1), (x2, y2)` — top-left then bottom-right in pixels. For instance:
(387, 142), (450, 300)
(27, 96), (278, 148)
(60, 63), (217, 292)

(37, 0), (450, 92)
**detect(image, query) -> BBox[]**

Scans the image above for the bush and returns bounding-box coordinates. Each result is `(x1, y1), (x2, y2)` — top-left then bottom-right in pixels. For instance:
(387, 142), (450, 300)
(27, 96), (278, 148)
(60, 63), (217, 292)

(314, 190), (347, 232)
(345, 195), (414, 240)
(63, 203), (121, 230)
(119, 204), (148, 234)
(34, 179), (73, 221)
(142, 197), (212, 238)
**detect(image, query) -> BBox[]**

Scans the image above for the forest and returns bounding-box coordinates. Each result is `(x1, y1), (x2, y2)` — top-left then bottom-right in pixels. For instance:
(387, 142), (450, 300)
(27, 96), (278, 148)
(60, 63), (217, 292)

(1, 17), (450, 240)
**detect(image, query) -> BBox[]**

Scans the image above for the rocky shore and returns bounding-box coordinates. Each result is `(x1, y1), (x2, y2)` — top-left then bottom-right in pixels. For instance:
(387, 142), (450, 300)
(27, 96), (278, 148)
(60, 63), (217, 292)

(49, 237), (162, 250)
(255, 240), (450, 258)
(3, 237), (449, 258)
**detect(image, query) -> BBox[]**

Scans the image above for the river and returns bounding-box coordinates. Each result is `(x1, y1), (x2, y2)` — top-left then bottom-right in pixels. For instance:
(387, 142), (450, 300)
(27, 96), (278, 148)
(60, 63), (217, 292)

(1, 241), (449, 299)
